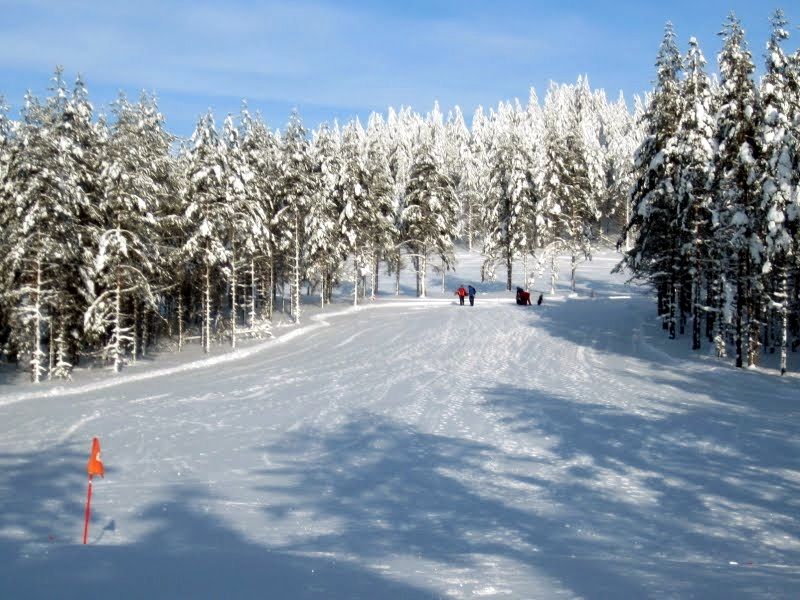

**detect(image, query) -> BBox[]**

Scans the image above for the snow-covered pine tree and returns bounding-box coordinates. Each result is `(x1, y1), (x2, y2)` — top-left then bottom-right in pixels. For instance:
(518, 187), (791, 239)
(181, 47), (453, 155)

(444, 107), (472, 247)
(618, 24), (684, 338)
(597, 92), (641, 242)
(403, 141), (458, 298)
(364, 114), (396, 299)
(85, 93), (170, 372)
(483, 106), (538, 290)
(276, 111), (314, 323)
(469, 105), (494, 256)
(542, 82), (599, 294)
(336, 122), (372, 305)
(222, 113), (261, 348)
(758, 10), (797, 374)
(713, 13), (762, 367)
(182, 111), (231, 353)
(672, 37), (717, 351)
(308, 123), (343, 306)
(239, 107), (279, 322)
(385, 107), (415, 294)
(0, 97), (11, 350)
(53, 73), (104, 378)
(0, 69), (96, 380)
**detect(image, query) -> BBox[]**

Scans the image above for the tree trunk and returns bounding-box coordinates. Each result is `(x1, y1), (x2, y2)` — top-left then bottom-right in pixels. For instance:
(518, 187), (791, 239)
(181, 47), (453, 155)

(54, 315), (70, 379)
(48, 319), (55, 378)
(230, 239), (237, 348)
(420, 254), (428, 298)
(395, 254), (401, 296)
(778, 268), (789, 375)
(506, 252), (513, 291)
(371, 252), (379, 300)
(204, 263), (211, 353)
(748, 297), (761, 367)
(268, 257), (274, 320)
(31, 259), (43, 383)
(141, 304), (149, 358)
(413, 255), (420, 297)
(668, 279), (677, 340)
(735, 257), (744, 368)
(177, 290), (184, 352)
(353, 257), (359, 307)
(113, 270), (123, 372)
(249, 259), (257, 326)
(293, 212), (301, 324)
(691, 276), (701, 351)
(132, 302), (139, 364)
(467, 204), (473, 253)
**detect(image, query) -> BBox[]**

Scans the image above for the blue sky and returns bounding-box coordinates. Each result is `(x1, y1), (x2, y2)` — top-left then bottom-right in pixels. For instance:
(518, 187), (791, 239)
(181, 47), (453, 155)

(0, 1), (797, 137)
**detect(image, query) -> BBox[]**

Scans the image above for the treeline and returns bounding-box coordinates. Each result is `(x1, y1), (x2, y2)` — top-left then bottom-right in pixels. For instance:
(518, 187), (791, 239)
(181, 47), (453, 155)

(620, 11), (800, 374)
(0, 67), (639, 381)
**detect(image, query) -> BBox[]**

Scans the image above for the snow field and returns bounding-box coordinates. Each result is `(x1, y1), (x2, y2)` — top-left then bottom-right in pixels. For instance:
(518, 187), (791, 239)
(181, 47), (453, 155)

(0, 250), (798, 599)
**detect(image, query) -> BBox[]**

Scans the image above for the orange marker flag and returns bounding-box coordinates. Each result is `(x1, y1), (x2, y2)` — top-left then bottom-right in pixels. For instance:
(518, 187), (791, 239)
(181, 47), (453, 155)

(83, 437), (104, 544)
(87, 437), (104, 478)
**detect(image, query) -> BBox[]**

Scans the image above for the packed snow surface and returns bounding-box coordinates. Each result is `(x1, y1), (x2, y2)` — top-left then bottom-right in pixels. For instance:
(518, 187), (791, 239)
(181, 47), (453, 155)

(0, 250), (798, 599)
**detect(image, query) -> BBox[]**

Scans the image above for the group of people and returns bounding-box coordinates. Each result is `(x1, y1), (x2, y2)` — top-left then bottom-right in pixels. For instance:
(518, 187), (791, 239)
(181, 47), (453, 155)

(454, 284), (543, 307)
(516, 287), (543, 306)
(455, 284), (477, 306)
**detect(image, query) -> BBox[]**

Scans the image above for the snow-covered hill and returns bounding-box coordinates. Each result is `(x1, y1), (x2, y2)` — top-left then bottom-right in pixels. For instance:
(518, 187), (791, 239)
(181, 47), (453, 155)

(1, 250), (798, 599)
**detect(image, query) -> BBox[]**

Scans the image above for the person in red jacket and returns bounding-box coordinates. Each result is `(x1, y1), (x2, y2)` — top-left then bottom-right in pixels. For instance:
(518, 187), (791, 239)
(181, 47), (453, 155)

(516, 287), (531, 305)
(455, 285), (467, 305)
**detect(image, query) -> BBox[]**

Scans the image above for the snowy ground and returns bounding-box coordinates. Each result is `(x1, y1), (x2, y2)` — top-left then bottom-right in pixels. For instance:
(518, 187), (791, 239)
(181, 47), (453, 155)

(1, 249), (798, 599)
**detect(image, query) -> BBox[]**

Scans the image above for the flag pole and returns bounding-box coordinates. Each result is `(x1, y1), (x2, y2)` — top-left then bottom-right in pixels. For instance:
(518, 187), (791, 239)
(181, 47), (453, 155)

(83, 474), (93, 545)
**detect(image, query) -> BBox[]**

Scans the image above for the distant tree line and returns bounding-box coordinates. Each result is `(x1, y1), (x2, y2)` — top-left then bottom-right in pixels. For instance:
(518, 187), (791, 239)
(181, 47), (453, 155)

(0, 63), (640, 381)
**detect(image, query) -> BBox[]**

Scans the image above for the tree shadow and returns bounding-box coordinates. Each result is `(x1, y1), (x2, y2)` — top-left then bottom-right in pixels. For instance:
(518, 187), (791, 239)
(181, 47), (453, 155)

(251, 409), (800, 598)
(0, 442), (440, 600)
(479, 383), (800, 597)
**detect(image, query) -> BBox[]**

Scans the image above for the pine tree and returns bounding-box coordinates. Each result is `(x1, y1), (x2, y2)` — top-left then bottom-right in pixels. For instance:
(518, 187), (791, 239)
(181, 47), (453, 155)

(542, 82), (599, 294)
(276, 111), (314, 323)
(672, 37), (717, 351)
(308, 123), (343, 306)
(222, 113), (263, 348)
(0, 69), (100, 381)
(239, 107), (279, 323)
(85, 93), (170, 371)
(403, 143), (458, 297)
(483, 108), (538, 290)
(759, 10), (796, 374)
(714, 13), (762, 367)
(619, 24), (684, 337)
(182, 111), (230, 353)
(363, 115), (396, 300)
(336, 122), (372, 305)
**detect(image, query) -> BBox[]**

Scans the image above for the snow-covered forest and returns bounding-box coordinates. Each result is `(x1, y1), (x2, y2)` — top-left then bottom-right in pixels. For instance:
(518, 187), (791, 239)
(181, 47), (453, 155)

(1, 9), (799, 381)
(620, 12), (800, 376)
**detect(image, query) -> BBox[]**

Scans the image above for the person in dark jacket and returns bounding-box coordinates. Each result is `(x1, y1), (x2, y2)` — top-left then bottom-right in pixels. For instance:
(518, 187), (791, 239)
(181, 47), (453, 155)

(467, 285), (476, 306)
(455, 285), (467, 305)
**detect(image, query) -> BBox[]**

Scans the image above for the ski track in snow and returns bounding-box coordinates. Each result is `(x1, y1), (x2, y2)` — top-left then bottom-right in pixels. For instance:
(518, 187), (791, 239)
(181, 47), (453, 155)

(0, 250), (799, 599)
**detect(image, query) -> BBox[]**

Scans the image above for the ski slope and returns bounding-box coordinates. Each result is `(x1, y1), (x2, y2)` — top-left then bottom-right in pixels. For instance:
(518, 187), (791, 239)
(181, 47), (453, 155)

(1, 250), (798, 599)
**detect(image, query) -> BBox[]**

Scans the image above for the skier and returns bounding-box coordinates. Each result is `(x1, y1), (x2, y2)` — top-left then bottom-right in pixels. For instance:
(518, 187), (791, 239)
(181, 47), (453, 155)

(537, 293), (543, 306)
(455, 285), (467, 306)
(467, 285), (477, 306)
(515, 287), (531, 305)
